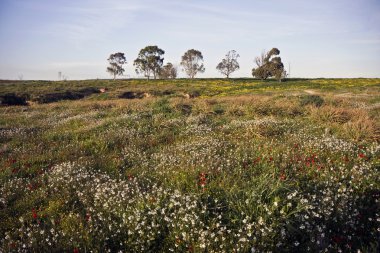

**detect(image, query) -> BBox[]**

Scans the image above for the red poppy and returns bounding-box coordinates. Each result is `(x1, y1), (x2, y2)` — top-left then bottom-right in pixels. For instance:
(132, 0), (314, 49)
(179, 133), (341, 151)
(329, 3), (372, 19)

(198, 172), (207, 190)
(32, 209), (38, 219)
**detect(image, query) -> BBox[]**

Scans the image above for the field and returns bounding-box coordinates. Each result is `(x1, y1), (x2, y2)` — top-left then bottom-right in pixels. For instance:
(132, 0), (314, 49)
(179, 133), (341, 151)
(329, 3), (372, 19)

(1, 78), (380, 252)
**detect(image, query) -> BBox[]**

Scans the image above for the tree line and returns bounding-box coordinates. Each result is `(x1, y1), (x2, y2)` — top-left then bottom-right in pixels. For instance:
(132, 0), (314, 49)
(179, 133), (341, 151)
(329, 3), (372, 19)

(107, 46), (286, 81)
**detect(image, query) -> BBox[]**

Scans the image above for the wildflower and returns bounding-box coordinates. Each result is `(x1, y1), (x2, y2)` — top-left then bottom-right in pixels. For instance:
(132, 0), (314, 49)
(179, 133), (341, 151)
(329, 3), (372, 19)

(32, 209), (38, 219)
(198, 172), (207, 191)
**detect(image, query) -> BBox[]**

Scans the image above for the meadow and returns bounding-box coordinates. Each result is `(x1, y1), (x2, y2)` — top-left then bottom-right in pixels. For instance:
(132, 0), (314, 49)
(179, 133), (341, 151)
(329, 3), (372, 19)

(0, 78), (379, 252)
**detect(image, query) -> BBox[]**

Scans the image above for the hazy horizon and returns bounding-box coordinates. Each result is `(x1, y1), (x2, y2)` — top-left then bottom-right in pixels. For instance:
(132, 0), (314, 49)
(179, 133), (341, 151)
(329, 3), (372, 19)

(1, 0), (379, 80)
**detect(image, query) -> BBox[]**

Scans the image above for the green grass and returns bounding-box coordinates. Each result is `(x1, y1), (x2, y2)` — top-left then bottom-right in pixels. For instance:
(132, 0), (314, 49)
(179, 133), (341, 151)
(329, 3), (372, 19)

(0, 78), (379, 252)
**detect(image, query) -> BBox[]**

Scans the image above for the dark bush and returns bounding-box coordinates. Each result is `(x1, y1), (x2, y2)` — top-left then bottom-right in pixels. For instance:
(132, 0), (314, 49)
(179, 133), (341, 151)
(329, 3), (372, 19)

(36, 91), (82, 103)
(0, 93), (28, 106)
(176, 103), (192, 115)
(213, 104), (225, 115)
(36, 88), (100, 103)
(151, 90), (175, 96)
(79, 87), (101, 96)
(300, 95), (324, 107)
(188, 90), (201, 98)
(119, 91), (145, 99)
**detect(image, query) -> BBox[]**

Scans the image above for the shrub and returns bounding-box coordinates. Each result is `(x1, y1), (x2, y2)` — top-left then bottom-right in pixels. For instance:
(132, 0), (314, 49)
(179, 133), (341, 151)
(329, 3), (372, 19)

(36, 88), (100, 103)
(175, 103), (192, 115)
(0, 93), (28, 106)
(188, 90), (201, 98)
(213, 104), (225, 115)
(300, 95), (324, 107)
(119, 91), (145, 99)
(151, 90), (175, 96)
(152, 98), (172, 114)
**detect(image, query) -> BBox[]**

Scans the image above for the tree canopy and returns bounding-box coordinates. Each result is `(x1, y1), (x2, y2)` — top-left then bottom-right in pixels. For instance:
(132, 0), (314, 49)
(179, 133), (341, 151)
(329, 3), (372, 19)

(252, 48), (285, 82)
(159, 63), (177, 79)
(216, 50), (240, 78)
(134, 46), (165, 80)
(107, 52), (127, 80)
(180, 49), (205, 78)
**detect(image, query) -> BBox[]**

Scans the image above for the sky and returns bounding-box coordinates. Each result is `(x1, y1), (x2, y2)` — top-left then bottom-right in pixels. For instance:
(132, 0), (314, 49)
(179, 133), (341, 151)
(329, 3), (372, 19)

(0, 0), (379, 80)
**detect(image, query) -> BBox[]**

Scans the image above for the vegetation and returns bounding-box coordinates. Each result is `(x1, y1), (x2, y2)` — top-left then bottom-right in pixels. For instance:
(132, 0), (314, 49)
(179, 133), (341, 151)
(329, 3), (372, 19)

(0, 93), (28, 106)
(252, 48), (285, 82)
(133, 46), (165, 80)
(107, 52), (127, 80)
(216, 50), (240, 78)
(159, 63), (177, 79)
(0, 78), (379, 252)
(300, 94), (325, 107)
(180, 49), (205, 78)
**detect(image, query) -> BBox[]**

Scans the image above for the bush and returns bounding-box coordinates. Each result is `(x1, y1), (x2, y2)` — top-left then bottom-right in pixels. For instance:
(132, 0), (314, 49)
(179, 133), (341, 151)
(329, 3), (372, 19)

(36, 88), (100, 103)
(300, 95), (324, 107)
(119, 91), (145, 99)
(0, 93), (28, 106)
(151, 90), (175, 96)
(152, 98), (172, 114)
(176, 103), (192, 115)
(188, 90), (201, 98)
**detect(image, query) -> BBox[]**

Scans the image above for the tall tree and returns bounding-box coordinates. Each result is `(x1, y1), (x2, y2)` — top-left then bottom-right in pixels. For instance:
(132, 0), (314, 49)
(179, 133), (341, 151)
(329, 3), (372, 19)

(252, 48), (285, 82)
(216, 50), (240, 78)
(180, 49), (205, 78)
(159, 63), (177, 79)
(134, 46), (165, 80)
(107, 52), (127, 80)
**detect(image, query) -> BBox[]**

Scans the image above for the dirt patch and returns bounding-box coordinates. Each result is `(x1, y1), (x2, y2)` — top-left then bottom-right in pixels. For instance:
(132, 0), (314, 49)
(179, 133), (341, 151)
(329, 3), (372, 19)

(304, 89), (318, 95)
(182, 91), (201, 99)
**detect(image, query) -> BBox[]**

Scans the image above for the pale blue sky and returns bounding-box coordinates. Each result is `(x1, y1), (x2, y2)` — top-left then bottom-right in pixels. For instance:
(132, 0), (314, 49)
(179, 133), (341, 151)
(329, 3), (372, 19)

(0, 0), (379, 80)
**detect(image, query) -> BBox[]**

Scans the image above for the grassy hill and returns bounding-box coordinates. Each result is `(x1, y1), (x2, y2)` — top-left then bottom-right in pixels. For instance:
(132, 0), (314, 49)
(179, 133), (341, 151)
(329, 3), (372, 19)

(1, 78), (379, 252)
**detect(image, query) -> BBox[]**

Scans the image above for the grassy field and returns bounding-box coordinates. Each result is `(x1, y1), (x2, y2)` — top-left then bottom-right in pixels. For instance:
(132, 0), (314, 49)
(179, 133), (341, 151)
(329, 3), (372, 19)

(1, 78), (380, 252)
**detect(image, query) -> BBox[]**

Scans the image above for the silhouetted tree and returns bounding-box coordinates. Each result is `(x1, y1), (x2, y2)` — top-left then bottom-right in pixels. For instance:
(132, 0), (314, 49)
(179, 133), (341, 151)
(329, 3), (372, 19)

(107, 52), (127, 80)
(216, 50), (240, 78)
(134, 46), (165, 80)
(252, 48), (285, 82)
(180, 49), (205, 78)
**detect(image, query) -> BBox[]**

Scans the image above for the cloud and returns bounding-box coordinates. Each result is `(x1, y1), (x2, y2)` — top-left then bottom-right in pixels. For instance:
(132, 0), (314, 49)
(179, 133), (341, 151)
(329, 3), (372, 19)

(38, 0), (149, 47)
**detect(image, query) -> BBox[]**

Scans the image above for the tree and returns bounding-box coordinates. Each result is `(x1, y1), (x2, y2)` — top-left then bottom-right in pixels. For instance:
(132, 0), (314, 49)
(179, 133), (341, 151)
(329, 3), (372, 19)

(159, 63), (177, 79)
(180, 49), (205, 78)
(107, 52), (127, 80)
(252, 48), (285, 82)
(216, 50), (240, 78)
(134, 46), (165, 80)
